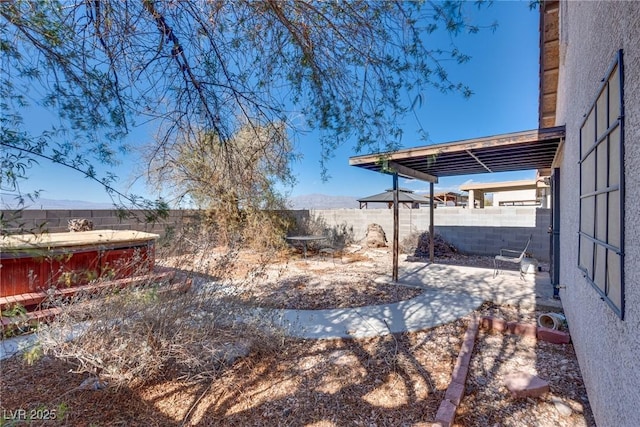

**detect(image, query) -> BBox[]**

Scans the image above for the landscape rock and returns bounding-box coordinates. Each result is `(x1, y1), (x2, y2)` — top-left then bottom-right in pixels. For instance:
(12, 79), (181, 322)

(537, 327), (571, 344)
(68, 218), (94, 232)
(551, 396), (573, 417)
(79, 376), (108, 391)
(210, 339), (253, 367)
(504, 372), (549, 398)
(364, 223), (387, 248)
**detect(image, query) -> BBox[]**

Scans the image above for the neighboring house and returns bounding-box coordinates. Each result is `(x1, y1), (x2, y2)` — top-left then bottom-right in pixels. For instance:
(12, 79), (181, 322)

(358, 189), (466, 209)
(433, 192), (467, 207)
(544, 1), (640, 425)
(460, 178), (550, 208)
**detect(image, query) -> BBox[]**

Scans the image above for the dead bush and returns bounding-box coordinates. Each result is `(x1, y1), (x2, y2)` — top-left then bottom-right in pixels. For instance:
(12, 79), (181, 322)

(67, 218), (94, 232)
(400, 231), (458, 257)
(241, 208), (296, 251)
(291, 213), (355, 250)
(38, 286), (287, 388)
(35, 237), (289, 388)
(38, 283), (285, 388)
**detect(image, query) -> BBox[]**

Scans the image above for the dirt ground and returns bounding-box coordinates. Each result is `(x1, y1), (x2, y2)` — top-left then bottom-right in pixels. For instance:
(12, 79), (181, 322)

(0, 246), (594, 426)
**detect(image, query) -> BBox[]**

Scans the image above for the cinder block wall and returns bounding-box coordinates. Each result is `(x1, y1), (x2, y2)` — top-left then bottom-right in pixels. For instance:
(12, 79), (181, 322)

(2, 207), (550, 261)
(0, 209), (200, 238)
(290, 207), (550, 261)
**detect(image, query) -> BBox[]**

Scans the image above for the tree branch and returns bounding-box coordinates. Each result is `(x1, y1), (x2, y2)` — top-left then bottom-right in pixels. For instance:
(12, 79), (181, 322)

(141, 0), (225, 140)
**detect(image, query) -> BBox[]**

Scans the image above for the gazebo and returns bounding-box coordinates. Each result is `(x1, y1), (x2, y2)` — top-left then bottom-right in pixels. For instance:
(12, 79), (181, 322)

(357, 188), (430, 209)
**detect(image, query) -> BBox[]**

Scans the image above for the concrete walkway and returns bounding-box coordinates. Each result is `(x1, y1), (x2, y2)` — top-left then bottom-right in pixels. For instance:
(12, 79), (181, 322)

(1, 262), (560, 359)
(271, 262), (559, 340)
(273, 287), (485, 339)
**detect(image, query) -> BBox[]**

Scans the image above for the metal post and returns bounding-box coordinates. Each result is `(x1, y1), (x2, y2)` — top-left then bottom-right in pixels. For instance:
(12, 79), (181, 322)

(429, 181), (435, 263)
(551, 168), (561, 297)
(393, 172), (399, 282)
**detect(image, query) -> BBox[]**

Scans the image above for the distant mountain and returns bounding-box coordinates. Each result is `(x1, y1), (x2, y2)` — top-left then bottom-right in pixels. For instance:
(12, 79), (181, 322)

(287, 193), (360, 209)
(0, 195), (115, 210)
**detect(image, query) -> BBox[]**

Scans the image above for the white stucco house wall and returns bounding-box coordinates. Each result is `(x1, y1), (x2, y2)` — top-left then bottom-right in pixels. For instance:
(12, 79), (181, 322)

(460, 179), (550, 208)
(551, 1), (640, 425)
(492, 188), (535, 206)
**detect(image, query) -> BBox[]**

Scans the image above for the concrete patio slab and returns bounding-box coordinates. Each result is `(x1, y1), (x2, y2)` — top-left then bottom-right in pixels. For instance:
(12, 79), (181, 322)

(391, 261), (561, 311)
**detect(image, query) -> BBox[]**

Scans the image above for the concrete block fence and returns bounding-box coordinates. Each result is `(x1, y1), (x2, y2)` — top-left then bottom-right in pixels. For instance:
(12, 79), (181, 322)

(1, 207), (551, 261)
(0, 209), (201, 240)
(291, 207), (551, 261)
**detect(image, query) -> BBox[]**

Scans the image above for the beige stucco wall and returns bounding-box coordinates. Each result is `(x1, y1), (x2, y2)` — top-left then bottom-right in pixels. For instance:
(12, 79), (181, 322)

(492, 189), (537, 206)
(555, 2), (640, 425)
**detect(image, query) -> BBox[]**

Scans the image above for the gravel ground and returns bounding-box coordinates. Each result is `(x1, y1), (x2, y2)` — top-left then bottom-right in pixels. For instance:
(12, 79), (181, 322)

(0, 245), (594, 426)
(457, 303), (596, 427)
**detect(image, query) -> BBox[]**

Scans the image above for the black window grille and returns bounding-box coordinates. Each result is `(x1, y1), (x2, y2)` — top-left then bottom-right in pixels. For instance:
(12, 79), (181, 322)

(578, 50), (625, 319)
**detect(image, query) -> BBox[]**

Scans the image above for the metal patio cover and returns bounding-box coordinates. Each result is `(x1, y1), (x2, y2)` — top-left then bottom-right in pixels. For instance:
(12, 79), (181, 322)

(349, 126), (565, 181)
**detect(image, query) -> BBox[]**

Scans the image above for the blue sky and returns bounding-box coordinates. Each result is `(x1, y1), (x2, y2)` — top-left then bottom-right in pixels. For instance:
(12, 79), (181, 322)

(10, 0), (540, 206)
(298, 0), (541, 199)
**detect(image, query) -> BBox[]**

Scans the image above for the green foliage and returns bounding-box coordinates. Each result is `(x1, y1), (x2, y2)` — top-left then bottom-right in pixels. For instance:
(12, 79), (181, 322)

(23, 343), (44, 365)
(1, 0), (492, 198)
(56, 403), (69, 423)
(1, 303), (27, 318)
(0, 303), (37, 338)
(528, 1), (542, 10)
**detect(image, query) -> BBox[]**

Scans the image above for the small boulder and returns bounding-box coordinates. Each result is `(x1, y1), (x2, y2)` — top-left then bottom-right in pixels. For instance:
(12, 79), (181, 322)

(551, 396), (573, 416)
(504, 372), (549, 398)
(364, 223), (387, 248)
(210, 339), (253, 367)
(79, 376), (108, 391)
(68, 218), (94, 232)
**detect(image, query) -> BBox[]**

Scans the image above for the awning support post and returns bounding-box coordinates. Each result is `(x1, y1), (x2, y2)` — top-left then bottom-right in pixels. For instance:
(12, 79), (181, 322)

(430, 181), (435, 262)
(393, 172), (399, 282)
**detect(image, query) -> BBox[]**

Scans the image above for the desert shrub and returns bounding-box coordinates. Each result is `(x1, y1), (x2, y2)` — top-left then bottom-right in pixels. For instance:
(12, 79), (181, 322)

(291, 213), (355, 250)
(241, 208), (296, 251)
(35, 232), (288, 388)
(37, 276), (287, 388)
(326, 222), (355, 249)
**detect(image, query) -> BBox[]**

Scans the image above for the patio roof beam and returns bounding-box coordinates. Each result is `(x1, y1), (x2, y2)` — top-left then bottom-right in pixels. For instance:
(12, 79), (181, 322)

(349, 127), (565, 178)
(388, 161), (438, 183)
(465, 149), (493, 173)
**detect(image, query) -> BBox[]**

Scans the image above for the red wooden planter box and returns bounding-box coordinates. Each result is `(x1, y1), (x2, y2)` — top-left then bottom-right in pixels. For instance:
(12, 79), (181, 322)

(0, 230), (159, 298)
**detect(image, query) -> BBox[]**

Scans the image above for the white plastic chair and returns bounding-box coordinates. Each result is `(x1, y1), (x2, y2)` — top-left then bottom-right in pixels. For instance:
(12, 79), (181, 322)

(493, 234), (532, 279)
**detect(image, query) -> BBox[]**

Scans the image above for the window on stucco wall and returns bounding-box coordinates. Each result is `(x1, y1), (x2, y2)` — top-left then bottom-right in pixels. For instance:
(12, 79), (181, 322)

(578, 49), (625, 319)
